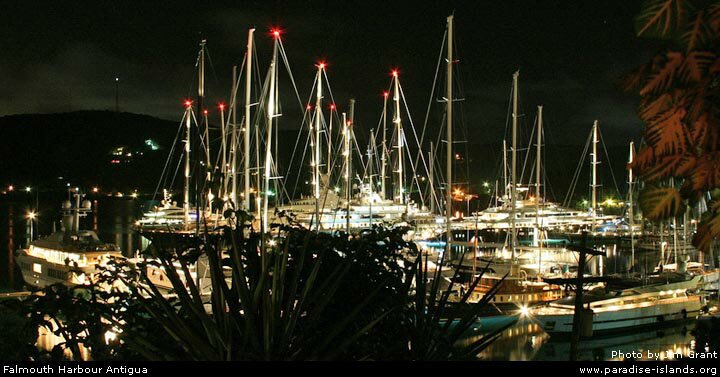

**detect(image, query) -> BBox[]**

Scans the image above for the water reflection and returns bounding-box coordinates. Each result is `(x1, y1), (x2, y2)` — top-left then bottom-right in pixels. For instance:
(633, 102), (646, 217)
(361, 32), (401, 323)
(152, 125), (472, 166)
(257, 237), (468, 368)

(0, 195), (148, 290)
(481, 318), (700, 361)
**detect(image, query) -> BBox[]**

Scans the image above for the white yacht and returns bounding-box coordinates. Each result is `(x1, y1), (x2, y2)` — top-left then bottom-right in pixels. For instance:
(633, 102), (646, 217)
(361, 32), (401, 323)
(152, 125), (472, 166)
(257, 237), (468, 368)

(531, 275), (706, 335)
(16, 191), (123, 288)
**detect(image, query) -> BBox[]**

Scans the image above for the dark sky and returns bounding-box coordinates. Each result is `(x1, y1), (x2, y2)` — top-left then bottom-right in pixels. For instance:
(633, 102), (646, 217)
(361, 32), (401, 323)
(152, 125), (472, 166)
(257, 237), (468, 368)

(0, 0), (653, 147)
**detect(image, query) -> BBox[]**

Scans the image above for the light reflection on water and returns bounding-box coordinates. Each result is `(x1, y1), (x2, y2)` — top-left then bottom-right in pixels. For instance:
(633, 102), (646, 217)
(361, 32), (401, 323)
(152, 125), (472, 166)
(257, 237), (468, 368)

(1, 196), (148, 290)
(477, 317), (704, 361)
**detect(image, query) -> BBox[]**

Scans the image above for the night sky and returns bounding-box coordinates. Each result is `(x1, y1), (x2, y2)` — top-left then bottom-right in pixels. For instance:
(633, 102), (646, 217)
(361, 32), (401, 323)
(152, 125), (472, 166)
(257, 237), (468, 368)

(0, 0), (652, 148)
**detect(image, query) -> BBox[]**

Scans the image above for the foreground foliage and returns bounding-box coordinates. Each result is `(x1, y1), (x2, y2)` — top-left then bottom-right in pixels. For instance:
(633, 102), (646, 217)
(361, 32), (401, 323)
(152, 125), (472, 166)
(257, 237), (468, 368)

(7, 218), (509, 360)
(625, 0), (720, 251)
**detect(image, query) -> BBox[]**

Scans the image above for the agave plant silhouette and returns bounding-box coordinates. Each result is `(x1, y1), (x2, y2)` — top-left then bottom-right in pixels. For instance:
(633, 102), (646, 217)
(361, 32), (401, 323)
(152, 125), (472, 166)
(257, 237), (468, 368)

(10, 212), (509, 361)
(624, 0), (720, 252)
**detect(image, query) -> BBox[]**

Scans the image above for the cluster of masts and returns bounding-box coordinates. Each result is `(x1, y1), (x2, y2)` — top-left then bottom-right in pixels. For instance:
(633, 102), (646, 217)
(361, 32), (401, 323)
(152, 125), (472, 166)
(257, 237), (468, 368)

(148, 24), (435, 235)
(146, 15), (634, 255)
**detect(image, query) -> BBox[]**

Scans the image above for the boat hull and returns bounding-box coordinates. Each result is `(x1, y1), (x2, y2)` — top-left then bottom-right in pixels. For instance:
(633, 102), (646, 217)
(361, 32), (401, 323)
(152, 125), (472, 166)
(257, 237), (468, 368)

(534, 296), (704, 335)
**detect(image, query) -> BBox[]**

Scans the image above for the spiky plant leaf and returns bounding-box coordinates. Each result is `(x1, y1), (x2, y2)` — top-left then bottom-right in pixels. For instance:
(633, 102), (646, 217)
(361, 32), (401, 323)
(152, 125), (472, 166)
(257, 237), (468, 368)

(681, 152), (720, 192)
(638, 152), (694, 181)
(709, 2), (720, 33)
(645, 106), (690, 154)
(641, 51), (684, 95)
(638, 91), (676, 122)
(679, 51), (717, 82)
(636, 0), (690, 38)
(639, 185), (686, 220)
(693, 200), (720, 251)
(690, 113), (718, 150)
(681, 10), (712, 51)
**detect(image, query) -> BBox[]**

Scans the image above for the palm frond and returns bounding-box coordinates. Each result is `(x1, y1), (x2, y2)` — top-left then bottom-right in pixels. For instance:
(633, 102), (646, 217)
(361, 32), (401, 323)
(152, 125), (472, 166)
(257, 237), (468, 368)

(636, 0), (691, 38)
(639, 185), (686, 220)
(640, 51), (684, 96)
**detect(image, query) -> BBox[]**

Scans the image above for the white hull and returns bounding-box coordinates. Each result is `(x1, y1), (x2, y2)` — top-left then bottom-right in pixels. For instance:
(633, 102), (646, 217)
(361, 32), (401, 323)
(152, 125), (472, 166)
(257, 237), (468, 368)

(533, 290), (705, 335)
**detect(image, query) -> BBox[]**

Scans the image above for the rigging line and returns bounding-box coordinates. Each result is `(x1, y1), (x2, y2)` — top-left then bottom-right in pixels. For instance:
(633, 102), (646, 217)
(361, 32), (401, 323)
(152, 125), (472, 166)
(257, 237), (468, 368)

(290, 124), (312, 203)
(597, 126), (622, 198)
(413, 28), (447, 183)
(203, 44), (221, 88)
(168, 149), (184, 202)
(519, 114), (536, 192)
(398, 82), (432, 183)
(153, 112), (186, 201)
(564, 131), (590, 207)
(277, 38), (305, 111)
(402, 130), (425, 208)
(564, 130), (592, 207)
(285, 79), (317, 200)
(224, 54), (246, 131)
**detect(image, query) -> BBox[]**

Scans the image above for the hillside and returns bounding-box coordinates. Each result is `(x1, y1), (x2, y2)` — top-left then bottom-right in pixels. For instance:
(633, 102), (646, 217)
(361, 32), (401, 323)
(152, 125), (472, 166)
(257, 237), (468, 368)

(0, 111), (178, 192)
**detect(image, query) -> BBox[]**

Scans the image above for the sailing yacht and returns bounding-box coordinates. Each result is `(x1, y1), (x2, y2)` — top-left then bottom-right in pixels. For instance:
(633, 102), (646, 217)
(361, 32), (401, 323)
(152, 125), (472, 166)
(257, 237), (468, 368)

(274, 62), (430, 232)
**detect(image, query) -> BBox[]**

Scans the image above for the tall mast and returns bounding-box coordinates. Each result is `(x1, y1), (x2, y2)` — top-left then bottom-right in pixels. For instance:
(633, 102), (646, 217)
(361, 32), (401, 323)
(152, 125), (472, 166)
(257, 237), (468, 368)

(203, 110), (211, 184)
(536, 106), (542, 205)
(628, 141), (635, 273)
(368, 129), (375, 227)
(313, 63), (324, 231)
(327, 104), (334, 177)
(230, 65), (237, 205)
(502, 139), (508, 201)
(591, 120), (599, 214)
(393, 71), (404, 205)
(445, 15), (454, 258)
(344, 112), (351, 233)
(381, 91), (389, 200)
(536, 105), (543, 272)
(195, 39), (206, 234)
(262, 35), (279, 232)
(220, 102), (227, 199)
(184, 104), (192, 228)
(243, 28), (254, 210)
(511, 70), (519, 261)
(429, 143), (435, 214)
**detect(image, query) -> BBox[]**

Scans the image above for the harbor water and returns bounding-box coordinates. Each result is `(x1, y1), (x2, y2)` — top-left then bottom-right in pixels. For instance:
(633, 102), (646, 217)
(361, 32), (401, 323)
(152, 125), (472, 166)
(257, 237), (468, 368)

(1, 193), (717, 360)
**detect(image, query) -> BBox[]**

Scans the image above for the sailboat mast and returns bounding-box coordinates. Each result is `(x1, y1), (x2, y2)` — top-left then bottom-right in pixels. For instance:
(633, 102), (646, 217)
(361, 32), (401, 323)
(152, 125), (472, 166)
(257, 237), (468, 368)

(242, 28), (254, 210)
(591, 120), (599, 214)
(220, 103), (227, 199)
(343, 112), (350, 233)
(196, 39), (206, 234)
(327, 104), (334, 177)
(502, 139), (508, 201)
(393, 72), (404, 204)
(262, 36), (279, 232)
(511, 71), (518, 261)
(536, 105), (543, 272)
(184, 104), (192, 228)
(313, 63), (323, 231)
(381, 91), (389, 200)
(429, 143), (435, 214)
(230, 66), (237, 206)
(368, 129), (374, 227)
(446, 14), (454, 257)
(628, 141), (635, 272)
(536, 106), (542, 204)
(203, 110), (211, 184)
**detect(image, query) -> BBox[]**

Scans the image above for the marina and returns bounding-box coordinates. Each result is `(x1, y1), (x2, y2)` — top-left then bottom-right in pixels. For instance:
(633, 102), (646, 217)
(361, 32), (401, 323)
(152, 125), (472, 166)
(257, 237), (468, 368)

(0, 0), (719, 366)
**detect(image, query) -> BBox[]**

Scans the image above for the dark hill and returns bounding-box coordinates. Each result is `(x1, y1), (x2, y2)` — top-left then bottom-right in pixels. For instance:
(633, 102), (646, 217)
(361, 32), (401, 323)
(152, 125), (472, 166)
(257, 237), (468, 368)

(0, 111), (179, 192)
